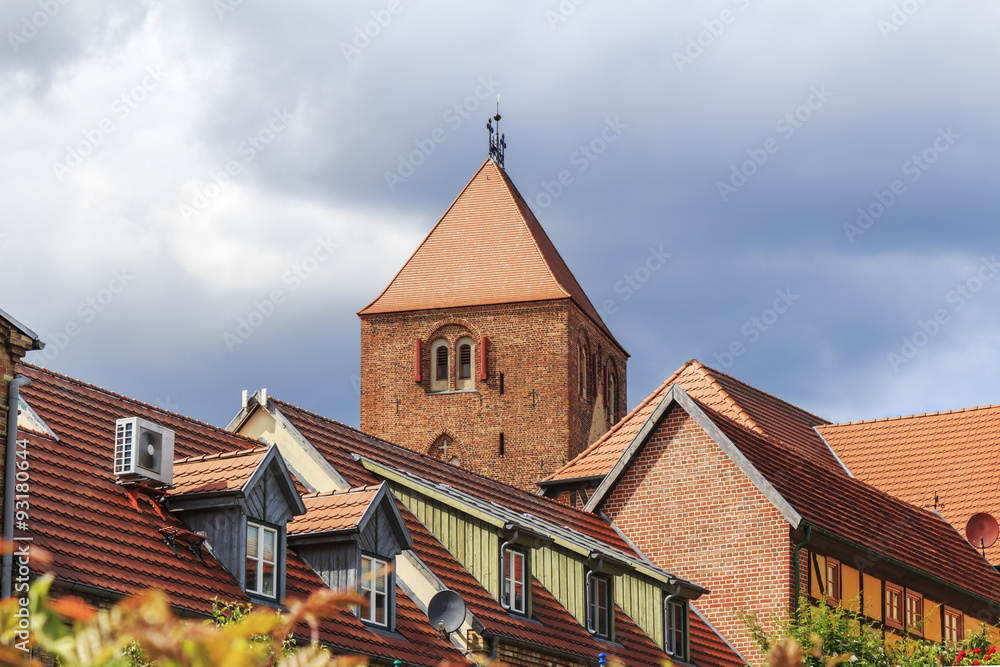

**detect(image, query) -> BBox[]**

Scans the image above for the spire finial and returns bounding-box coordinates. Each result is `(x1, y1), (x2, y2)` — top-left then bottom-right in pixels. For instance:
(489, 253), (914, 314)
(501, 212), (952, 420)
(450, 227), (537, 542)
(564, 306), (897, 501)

(487, 95), (506, 169)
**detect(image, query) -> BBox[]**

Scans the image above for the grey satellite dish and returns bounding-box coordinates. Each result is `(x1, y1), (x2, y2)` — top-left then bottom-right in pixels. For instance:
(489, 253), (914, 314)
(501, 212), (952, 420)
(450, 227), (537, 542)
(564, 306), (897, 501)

(427, 589), (466, 634)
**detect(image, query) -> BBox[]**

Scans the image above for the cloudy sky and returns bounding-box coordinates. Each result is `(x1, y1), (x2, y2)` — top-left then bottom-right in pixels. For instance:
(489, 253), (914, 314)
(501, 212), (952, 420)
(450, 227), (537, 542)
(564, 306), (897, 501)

(3, 0), (998, 431)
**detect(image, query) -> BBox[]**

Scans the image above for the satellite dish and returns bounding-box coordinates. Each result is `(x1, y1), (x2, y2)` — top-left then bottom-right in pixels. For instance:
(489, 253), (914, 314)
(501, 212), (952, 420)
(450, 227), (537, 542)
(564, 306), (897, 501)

(427, 589), (466, 634)
(966, 512), (999, 549)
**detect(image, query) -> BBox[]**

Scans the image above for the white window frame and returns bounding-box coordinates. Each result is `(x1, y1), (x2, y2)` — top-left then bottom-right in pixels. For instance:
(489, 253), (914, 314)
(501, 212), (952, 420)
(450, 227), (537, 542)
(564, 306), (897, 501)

(502, 547), (527, 615)
(456, 336), (475, 390)
(360, 554), (391, 627)
(246, 521), (278, 598)
(430, 339), (450, 392)
(587, 575), (611, 639)
(665, 598), (687, 660)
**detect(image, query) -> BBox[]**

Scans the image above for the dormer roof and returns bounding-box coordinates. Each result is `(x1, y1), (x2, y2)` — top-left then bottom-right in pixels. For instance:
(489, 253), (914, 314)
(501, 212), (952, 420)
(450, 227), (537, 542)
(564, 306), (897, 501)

(288, 482), (412, 550)
(359, 160), (624, 353)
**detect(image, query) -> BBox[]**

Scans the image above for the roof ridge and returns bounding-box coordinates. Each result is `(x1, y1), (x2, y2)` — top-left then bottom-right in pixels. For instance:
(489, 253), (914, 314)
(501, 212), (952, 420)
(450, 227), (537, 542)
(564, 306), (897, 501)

(302, 484), (382, 499)
(689, 360), (766, 435)
(270, 397), (617, 524)
(18, 362), (265, 448)
(543, 363), (693, 482)
(695, 360), (831, 426)
(174, 446), (268, 465)
(821, 402), (1000, 428)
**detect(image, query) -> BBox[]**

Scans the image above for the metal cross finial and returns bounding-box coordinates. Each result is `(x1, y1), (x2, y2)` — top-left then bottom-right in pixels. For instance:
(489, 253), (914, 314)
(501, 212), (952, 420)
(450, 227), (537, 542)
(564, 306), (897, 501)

(487, 95), (506, 169)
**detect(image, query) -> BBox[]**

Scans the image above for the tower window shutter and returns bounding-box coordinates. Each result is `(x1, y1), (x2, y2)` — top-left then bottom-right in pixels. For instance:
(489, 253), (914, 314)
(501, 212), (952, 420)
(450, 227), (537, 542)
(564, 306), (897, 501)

(414, 340), (422, 383)
(479, 336), (488, 380)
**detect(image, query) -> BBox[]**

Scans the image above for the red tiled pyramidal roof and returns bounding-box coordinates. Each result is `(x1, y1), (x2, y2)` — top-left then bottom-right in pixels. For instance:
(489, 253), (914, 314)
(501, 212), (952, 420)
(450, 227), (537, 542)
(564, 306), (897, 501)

(359, 159), (622, 349)
(817, 404), (1000, 562)
(545, 359), (838, 484)
(171, 447), (269, 495)
(289, 486), (381, 536)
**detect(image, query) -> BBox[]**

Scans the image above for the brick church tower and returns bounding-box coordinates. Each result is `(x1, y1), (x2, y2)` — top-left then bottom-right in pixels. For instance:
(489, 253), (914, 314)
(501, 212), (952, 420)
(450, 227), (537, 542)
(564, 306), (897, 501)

(358, 159), (627, 490)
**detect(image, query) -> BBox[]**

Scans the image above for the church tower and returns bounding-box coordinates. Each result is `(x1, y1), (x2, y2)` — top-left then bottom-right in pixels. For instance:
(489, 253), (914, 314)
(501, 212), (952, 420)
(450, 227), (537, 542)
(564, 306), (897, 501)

(358, 158), (627, 491)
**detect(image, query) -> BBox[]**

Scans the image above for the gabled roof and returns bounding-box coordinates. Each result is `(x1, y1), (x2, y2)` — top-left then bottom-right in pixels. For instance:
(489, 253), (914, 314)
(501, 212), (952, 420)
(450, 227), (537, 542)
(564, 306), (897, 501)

(289, 482), (412, 551)
(582, 378), (1000, 610)
(544, 359), (838, 485)
(14, 364), (466, 665)
(359, 159), (622, 351)
(817, 404), (1000, 561)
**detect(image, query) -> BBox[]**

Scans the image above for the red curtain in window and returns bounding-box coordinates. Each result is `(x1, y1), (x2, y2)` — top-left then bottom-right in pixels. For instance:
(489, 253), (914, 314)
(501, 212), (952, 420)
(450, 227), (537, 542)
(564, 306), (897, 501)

(479, 336), (488, 380)
(414, 340), (422, 382)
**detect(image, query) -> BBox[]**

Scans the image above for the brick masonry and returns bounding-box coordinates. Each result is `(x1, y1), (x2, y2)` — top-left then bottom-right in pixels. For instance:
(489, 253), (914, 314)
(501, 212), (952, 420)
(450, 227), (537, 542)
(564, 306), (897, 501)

(359, 299), (626, 491)
(599, 404), (792, 661)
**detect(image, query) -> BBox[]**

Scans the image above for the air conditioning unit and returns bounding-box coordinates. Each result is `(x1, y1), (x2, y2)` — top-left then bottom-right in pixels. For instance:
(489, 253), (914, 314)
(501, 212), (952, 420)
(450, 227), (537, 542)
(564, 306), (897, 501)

(114, 417), (174, 486)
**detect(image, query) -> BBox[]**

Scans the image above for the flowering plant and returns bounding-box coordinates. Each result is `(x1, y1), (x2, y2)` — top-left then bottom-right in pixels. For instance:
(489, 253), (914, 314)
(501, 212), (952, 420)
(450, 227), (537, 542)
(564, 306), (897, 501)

(954, 644), (998, 666)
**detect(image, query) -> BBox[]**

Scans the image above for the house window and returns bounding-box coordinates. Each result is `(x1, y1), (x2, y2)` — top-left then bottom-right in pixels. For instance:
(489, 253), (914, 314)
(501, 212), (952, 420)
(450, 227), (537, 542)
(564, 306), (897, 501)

(944, 607), (964, 643)
(430, 339), (449, 391)
(905, 591), (924, 635)
(456, 336), (475, 390)
(588, 575), (611, 639)
(502, 548), (527, 614)
(360, 554), (391, 627)
(884, 583), (903, 630)
(825, 557), (841, 603)
(665, 598), (688, 661)
(246, 522), (277, 598)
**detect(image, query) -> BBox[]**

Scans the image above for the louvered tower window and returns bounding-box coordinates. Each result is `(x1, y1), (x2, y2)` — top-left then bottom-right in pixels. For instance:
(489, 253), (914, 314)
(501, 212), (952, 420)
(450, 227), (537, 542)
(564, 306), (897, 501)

(459, 345), (471, 378)
(456, 336), (475, 390)
(436, 346), (448, 380)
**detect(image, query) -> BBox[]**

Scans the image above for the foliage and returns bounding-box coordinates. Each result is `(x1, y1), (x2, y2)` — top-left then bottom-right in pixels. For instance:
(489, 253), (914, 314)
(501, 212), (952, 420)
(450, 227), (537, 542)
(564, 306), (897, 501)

(0, 574), (368, 667)
(740, 596), (999, 667)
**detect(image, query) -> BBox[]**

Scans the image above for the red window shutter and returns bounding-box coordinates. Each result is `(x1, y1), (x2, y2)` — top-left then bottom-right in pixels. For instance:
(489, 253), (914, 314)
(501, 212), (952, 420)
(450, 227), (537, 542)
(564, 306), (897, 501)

(414, 340), (422, 383)
(479, 336), (488, 380)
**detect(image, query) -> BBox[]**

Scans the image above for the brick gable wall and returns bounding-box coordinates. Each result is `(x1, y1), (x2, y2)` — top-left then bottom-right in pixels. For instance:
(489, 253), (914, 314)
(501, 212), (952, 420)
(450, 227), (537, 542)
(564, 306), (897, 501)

(359, 300), (625, 491)
(599, 405), (791, 661)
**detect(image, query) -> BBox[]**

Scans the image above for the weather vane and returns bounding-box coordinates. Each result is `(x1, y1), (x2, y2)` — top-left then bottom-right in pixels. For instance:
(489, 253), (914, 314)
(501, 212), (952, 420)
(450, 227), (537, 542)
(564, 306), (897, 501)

(486, 95), (506, 169)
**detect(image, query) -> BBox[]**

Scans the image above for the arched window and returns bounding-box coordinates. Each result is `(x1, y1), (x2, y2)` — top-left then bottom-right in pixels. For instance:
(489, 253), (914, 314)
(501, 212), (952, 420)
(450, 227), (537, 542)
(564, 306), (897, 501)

(456, 336), (475, 390)
(580, 343), (589, 399)
(607, 368), (617, 423)
(430, 339), (449, 392)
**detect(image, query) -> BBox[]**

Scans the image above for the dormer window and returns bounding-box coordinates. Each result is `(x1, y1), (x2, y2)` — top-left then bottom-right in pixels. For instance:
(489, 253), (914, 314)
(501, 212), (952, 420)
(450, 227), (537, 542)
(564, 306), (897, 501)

(502, 547), (527, 614)
(587, 574), (612, 639)
(665, 598), (688, 661)
(246, 521), (278, 598)
(431, 339), (450, 392)
(360, 554), (391, 626)
(456, 336), (475, 390)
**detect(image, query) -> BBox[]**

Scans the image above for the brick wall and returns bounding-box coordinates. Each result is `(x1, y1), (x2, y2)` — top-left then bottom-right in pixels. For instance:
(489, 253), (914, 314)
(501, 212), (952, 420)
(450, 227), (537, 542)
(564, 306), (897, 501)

(359, 299), (626, 491)
(599, 405), (791, 661)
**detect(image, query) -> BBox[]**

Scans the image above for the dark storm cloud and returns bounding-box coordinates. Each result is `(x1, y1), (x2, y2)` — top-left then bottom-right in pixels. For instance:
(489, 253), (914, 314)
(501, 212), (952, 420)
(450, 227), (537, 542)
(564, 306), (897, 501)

(5, 0), (1000, 431)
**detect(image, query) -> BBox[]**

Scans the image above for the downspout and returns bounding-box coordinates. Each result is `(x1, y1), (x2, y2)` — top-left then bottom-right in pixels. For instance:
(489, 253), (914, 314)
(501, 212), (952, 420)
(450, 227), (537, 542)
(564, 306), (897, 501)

(663, 577), (682, 658)
(498, 528), (519, 610)
(3, 375), (30, 598)
(792, 522), (812, 627)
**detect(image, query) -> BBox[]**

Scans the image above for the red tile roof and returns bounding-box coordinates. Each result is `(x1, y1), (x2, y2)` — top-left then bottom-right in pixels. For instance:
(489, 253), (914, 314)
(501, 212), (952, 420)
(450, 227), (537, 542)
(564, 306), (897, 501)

(688, 606), (747, 667)
(817, 405), (1000, 562)
(546, 359), (838, 484)
(698, 398), (1000, 607)
(171, 447), (269, 495)
(15, 364), (467, 665)
(359, 159), (623, 351)
(289, 486), (381, 536)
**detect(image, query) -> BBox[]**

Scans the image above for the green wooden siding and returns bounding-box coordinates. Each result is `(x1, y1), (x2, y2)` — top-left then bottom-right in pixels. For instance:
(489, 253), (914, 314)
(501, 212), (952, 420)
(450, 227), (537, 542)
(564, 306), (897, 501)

(388, 482), (666, 648)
